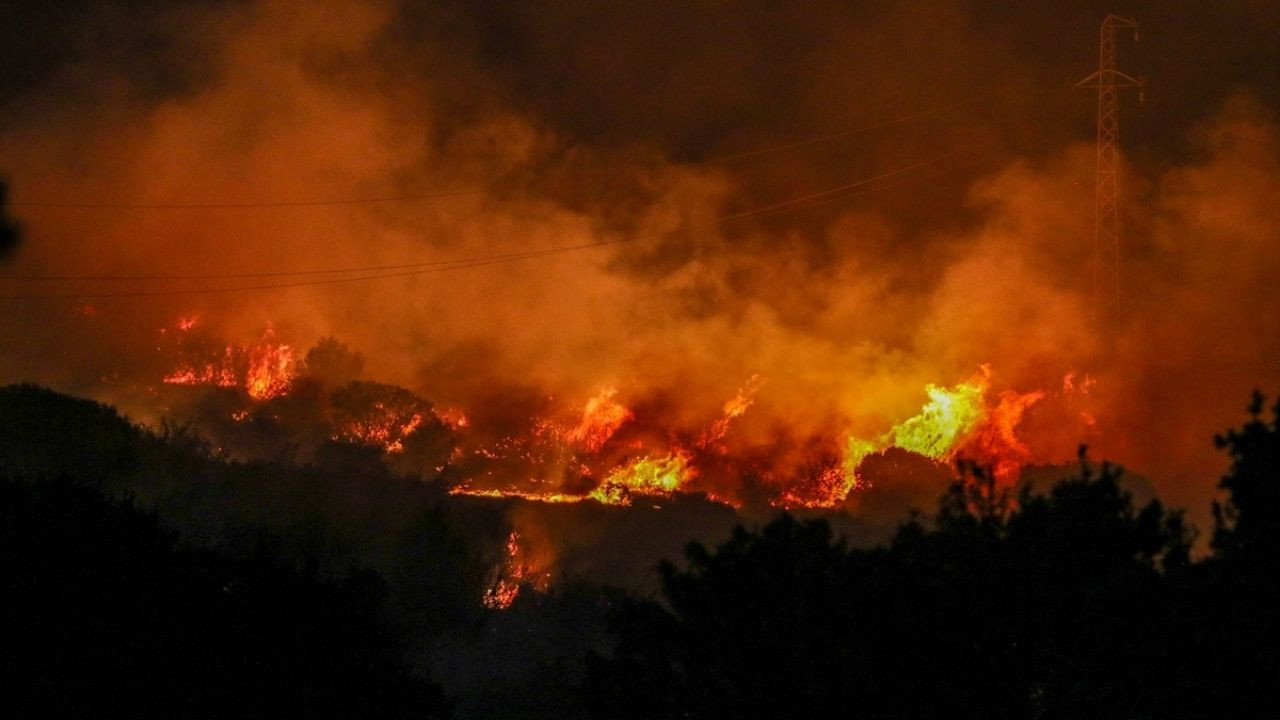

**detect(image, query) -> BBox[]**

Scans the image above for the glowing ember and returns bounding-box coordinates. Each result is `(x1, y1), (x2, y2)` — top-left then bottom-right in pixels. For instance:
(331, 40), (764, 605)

(330, 382), (442, 454)
(340, 408), (424, 453)
(778, 464), (851, 510)
(449, 486), (587, 504)
(437, 407), (470, 430)
(163, 346), (239, 388)
(161, 321), (295, 400)
(1062, 371), (1096, 395)
(483, 531), (526, 610)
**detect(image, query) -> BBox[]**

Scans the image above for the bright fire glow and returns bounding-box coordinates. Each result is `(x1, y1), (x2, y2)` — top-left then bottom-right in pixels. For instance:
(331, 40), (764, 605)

(483, 531), (526, 610)
(245, 332), (295, 400)
(338, 408), (424, 453)
(698, 374), (764, 452)
(565, 388), (633, 452)
(162, 321), (296, 401)
(157, 319), (1082, 512)
(589, 449), (696, 506)
(781, 367), (1052, 508)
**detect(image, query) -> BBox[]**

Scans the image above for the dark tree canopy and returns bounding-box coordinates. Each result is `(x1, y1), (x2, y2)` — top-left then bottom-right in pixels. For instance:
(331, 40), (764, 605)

(585, 422), (1271, 720)
(1, 476), (449, 719)
(1212, 391), (1280, 565)
(3, 384), (1276, 718)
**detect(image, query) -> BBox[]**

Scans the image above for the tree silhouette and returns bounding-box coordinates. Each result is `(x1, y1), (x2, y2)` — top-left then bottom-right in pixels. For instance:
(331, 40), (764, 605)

(300, 337), (367, 390)
(1212, 391), (1280, 564)
(585, 453), (1201, 718)
(1, 475), (449, 719)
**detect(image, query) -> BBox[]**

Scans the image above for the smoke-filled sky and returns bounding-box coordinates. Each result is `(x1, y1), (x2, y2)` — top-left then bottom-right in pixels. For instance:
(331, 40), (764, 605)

(1, 0), (1277, 521)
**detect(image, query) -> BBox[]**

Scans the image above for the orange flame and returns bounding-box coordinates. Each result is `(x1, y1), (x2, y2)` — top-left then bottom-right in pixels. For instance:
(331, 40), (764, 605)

(565, 387), (633, 452)
(781, 367), (1048, 509)
(163, 346), (239, 389)
(698, 374), (764, 452)
(161, 321), (296, 401)
(245, 330), (295, 400)
(338, 408), (425, 453)
(966, 389), (1046, 482)
(483, 531), (526, 610)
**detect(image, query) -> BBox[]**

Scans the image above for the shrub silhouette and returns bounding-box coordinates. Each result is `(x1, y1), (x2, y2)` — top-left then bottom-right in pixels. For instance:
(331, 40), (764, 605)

(584, 401), (1275, 719)
(1, 475), (449, 719)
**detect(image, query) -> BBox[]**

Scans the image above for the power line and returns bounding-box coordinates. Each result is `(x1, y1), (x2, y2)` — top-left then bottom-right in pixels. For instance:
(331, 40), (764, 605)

(0, 244), (587, 282)
(3, 150), (968, 286)
(7, 86), (1006, 211)
(723, 155), (991, 222)
(0, 240), (626, 299)
(0, 148), (985, 299)
(8, 188), (485, 210)
(718, 153), (954, 221)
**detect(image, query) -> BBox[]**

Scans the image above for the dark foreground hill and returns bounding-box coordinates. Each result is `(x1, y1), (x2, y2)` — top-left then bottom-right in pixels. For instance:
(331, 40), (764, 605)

(2, 384), (1276, 719)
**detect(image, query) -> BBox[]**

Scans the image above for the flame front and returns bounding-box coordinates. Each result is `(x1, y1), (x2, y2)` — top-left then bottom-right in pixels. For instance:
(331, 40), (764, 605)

(589, 450), (696, 506)
(565, 388), (633, 452)
(157, 320), (1084, 512)
(890, 375), (989, 460)
(162, 321), (295, 401)
(245, 332), (295, 400)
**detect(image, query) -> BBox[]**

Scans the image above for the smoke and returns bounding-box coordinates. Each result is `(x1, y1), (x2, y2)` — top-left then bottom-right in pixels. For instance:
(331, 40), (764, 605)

(0, 0), (1276, 529)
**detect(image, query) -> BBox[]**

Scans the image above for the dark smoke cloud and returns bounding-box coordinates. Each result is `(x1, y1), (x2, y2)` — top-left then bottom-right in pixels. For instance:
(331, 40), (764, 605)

(0, 0), (1276, 527)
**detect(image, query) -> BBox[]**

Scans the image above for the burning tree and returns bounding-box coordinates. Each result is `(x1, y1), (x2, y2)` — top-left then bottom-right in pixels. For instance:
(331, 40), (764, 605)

(329, 381), (457, 475)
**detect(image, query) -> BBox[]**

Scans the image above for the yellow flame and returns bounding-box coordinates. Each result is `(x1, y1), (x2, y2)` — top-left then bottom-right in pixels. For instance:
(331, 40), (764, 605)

(245, 333), (295, 400)
(589, 450), (694, 506)
(889, 378), (987, 460)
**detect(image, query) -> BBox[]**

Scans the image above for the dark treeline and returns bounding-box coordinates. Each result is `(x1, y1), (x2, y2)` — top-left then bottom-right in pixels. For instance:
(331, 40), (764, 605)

(2, 383), (1276, 719)
(585, 394), (1279, 719)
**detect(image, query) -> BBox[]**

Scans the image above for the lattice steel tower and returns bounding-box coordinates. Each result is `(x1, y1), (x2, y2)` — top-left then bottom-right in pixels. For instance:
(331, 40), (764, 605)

(1077, 15), (1143, 328)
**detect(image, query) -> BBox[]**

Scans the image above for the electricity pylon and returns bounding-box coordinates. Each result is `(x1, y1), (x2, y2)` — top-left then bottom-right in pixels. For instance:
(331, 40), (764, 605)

(1077, 14), (1143, 329)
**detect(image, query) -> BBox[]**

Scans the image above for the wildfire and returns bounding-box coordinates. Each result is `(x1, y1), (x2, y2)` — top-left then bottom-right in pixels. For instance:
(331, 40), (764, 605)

(889, 374), (989, 460)
(588, 449), (696, 506)
(967, 389), (1046, 482)
(156, 318), (1089, 513)
(483, 531), (526, 610)
(781, 367), (1053, 509)
(450, 486), (587, 504)
(338, 408), (424, 453)
(437, 407), (470, 430)
(482, 530), (552, 610)
(163, 346), (239, 388)
(162, 320), (296, 400)
(245, 331), (295, 400)
(565, 388), (633, 452)
(698, 374), (764, 452)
